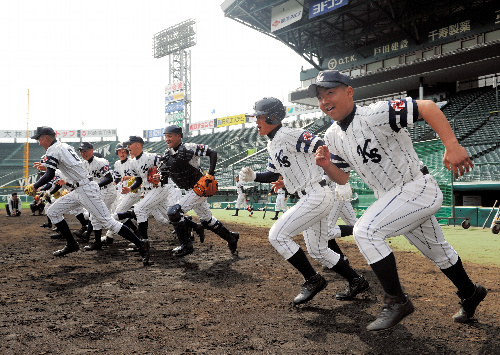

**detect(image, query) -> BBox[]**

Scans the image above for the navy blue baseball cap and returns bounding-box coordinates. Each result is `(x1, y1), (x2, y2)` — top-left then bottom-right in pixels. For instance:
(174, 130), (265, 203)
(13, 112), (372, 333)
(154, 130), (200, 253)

(31, 126), (56, 140)
(124, 136), (144, 146)
(79, 142), (93, 151)
(307, 70), (352, 97)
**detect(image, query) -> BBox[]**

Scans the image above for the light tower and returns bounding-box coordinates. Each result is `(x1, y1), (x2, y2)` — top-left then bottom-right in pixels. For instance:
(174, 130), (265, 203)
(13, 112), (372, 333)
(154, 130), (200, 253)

(153, 19), (196, 136)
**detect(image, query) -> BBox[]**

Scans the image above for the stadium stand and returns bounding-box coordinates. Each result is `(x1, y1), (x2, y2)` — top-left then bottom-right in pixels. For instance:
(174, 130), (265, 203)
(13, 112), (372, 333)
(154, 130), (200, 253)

(1, 87), (499, 209)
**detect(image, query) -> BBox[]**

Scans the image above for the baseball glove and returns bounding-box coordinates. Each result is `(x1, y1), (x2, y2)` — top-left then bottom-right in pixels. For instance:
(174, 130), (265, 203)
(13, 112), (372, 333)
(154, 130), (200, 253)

(24, 184), (36, 197)
(127, 177), (139, 193)
(147, 166), (159, 186)
(193, 174), (218, 197)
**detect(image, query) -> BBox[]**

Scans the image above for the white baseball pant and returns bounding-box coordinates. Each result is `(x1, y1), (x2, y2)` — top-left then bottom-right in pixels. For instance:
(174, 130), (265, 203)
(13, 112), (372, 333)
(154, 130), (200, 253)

(268, 182), (341, 268)
(353, 174), (459, 269)
(46, 181), (123, 234)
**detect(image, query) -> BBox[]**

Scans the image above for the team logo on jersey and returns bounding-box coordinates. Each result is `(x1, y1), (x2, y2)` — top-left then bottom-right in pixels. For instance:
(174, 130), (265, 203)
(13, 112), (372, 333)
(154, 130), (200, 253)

(301, 132), (313, 142)
(197, 144), (205, 150)
(390, 100), (406, 112)
(357, 139), (381, 164)
(275, 149), (291, 168)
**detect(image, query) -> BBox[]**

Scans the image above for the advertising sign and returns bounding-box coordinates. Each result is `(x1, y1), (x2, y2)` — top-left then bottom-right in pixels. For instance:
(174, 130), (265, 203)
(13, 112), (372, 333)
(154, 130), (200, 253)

(216, 114), (246, 128)
(285, 105), (321, 116)
(145, 128), (165, 139)
(309, 0), (348, 19)
(165, 82), (184, 93)
(80, 129), (117, 138)
(0, 130), (34, 139)
(271, 0), (303, 32)
(165, 111), (184, 123)
(165, 101), (184, 114)
(165, 92), (185, 103)
(190, 120), (215, 131)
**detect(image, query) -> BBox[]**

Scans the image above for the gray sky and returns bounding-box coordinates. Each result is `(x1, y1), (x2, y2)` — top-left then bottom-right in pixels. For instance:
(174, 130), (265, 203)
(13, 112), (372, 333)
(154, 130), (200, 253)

(0, 0), (312, 141)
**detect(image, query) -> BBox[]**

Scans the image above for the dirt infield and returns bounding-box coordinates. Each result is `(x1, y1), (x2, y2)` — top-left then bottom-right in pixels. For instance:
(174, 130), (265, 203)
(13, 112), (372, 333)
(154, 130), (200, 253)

(0, 213), (498, 354)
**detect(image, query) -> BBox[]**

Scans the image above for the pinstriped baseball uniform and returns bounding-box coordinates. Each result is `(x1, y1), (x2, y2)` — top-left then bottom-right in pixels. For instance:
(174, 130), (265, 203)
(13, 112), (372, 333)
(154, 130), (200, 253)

(324, 98), (458, 268)
(324, 179), (358, 239)
(83, 156), (116, 213)
(274, 188), (287, 212)
(52, 169), (87, 217)
(129, 151), (174, 224)
(42, 140), (125, 234)
(266, 126), (340, 268)
(235, 180), (249, 210)
(111, 157), (140, 216)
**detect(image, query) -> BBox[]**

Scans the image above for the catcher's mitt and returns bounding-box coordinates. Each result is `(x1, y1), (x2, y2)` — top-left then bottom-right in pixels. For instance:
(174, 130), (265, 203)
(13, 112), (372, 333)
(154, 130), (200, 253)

(127, 177), (139, 193)
(147, 166), (159, 186)
(193, 174), (218, 197)
(24, 184), (36, 197)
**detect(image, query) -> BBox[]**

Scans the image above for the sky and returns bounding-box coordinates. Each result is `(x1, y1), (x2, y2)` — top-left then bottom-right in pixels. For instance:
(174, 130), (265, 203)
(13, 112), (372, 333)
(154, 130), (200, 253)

(0, 0), (313, 141)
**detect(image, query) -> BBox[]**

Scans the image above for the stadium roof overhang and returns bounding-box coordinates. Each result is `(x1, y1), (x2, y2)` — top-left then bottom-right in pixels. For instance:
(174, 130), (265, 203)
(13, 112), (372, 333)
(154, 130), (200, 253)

(291, 39), (500, 105)
(222, 0), (500, 104)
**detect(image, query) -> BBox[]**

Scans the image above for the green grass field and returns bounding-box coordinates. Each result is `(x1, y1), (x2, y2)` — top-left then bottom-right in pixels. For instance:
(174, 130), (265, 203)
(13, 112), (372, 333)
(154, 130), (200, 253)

(208, 209), (500, 268)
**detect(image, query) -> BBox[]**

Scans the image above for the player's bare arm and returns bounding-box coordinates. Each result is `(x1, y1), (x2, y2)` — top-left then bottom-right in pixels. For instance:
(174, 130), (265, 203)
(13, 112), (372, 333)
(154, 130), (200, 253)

(417, 100), (473, 178)
(314, 145), (350, 185)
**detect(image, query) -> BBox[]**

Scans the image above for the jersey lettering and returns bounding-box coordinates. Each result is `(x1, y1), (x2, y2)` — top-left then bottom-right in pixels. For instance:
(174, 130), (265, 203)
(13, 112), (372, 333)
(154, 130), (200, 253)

(275, 149), (291, 168)
(66, 147), (81, 163)
(357, 139), (382, 164)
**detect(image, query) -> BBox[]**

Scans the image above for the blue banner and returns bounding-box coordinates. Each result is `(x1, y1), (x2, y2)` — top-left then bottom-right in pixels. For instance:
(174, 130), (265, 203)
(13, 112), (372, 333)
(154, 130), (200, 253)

(309, 0), (348, 19)
(165, 101), (184, 114)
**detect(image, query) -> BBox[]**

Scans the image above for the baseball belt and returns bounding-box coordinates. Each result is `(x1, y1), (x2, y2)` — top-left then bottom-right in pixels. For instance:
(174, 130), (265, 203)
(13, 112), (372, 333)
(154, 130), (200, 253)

(299, 179), (326, 196)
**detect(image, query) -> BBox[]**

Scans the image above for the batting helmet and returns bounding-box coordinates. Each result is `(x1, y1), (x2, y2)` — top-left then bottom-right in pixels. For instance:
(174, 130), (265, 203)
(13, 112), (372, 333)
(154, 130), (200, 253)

(247, 97), (286, 125)
(115, 142), (128, 155)
(164, 125), (183, 138)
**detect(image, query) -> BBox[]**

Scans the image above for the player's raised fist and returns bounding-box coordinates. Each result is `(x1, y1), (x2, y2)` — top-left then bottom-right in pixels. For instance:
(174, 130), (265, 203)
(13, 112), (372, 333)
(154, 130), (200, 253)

(315, 145), (330, 167)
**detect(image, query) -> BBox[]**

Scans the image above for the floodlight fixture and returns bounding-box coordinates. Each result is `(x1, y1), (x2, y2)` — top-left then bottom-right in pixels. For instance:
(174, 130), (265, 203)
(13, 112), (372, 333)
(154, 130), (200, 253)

(153, 19), (197, 58)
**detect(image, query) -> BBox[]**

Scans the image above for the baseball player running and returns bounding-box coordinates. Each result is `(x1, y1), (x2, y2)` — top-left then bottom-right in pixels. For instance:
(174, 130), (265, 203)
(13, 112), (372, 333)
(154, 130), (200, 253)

(118, 136), (176, 246)
(25, 126), (150, 265)
(78, 142), (117, 250)
(239, 97), (369, 306)
(311, 70), (486, 331)
(232, 176), (252, 217)
(160, 125), (239, 257)
(102, 142), (141, 244)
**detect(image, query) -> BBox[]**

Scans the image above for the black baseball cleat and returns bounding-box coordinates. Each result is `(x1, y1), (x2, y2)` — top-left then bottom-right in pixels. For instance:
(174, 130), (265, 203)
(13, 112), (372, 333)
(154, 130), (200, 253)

(270, 216), (278, 220)
(227, 232), (239, 255)
(100, 236), (114, 245)
(173, 244), (194, 257)
(293, 273), (328, 305)
(336, 275), (370, 300)
(138, 239), (151, 265)
(74, 226), (89, 241)
(40, 222), (52, 228)
(366, 294), (414, 331)
(84, 242), (102, 251)
(53, 242), (80, 257)
(195, 224), (205, 243)
(453, 284), (487, 323)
